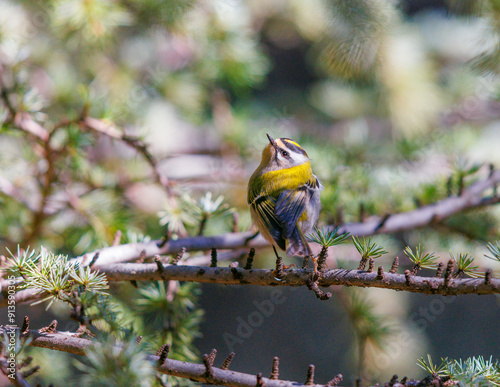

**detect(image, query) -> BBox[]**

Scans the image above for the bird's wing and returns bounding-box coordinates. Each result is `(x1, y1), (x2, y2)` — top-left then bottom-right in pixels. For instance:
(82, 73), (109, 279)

(251, 195), (286, 250)
(275, 185), (312, 239)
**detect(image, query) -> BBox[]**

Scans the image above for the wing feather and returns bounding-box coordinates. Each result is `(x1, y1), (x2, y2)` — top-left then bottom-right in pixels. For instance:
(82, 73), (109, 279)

(275, 187), (309, 239)
(251, 196), (286, 250)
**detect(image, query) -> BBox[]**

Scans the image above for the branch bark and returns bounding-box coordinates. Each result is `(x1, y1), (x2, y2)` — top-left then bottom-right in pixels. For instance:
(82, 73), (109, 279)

(95, 263), (499, 296)
(9, 327), (330, 387)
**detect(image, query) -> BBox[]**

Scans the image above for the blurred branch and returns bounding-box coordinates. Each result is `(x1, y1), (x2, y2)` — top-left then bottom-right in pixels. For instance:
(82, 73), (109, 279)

(0, 176), (37, 212)
(440, 99), (500, 127)
(79, 116), (174, 198)
(13, 326), (330, 387)
(0, 67), (49, 142)
(339, 169), (500, 236)
(0, 66), (48, 142)
(1, 70), (176, 244)
(22, 135), (57, 247)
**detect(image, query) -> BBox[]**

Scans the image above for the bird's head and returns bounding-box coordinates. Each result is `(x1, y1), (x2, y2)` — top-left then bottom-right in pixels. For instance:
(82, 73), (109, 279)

(260, 134), (310, 171)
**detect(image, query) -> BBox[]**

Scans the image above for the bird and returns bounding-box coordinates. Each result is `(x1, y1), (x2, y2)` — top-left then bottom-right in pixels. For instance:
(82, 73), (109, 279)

(247, 134), (323, 267)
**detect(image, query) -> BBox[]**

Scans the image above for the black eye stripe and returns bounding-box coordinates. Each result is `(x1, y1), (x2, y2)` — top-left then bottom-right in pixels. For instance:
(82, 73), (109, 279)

(281, 138), (307, 156)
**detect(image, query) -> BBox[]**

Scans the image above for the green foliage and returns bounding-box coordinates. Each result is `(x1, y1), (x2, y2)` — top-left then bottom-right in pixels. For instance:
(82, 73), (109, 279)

(345, 289), (392, 375)
(449, 157), (482, 195)
(50, 0), (132, 47)
(307, 226), (351, 247)
(417, 354), (446, 375)
(132, 281), (204, 362)
(404, 245), (439, 273)
(418, 355), (500, 386)
(5, 246), (108, 309)
(194, 192), (231, 218)
(158, 194), (199, 237)
(449, 251), (482, 278)
(158, 192), (233, 237)
(4, 246), (38, 278)
(83, 292), (125, 333)
(347, 290), (391, 347)
(24, 346), (71, 386)
(126, 0), (195, 27)
(75, 335), (155, 387)
(443, 211), (499, 242)
(318, 0), (394, 79)
(193, 192), (234, 235)
(485, 241), (500, 263)
(352, 236), (388, 261)
(1, 328), (32, 358)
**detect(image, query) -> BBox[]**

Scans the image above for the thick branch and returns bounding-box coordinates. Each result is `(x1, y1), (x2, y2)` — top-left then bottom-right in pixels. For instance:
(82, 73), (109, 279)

(10, 328), (328, 387)
(96, 264), (499, 296)
(68, 170), (500, 268)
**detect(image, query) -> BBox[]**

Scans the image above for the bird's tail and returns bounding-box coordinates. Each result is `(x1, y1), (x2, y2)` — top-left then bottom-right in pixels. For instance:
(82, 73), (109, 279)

(286, 227), (312, 257)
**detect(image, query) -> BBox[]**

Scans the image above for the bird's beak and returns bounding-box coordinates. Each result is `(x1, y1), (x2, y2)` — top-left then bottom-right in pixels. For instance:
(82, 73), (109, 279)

(266, 133), (277, 149)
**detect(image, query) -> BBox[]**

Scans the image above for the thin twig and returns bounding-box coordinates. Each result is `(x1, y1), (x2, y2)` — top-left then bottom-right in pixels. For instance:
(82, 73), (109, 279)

(80, 116), (174, 198)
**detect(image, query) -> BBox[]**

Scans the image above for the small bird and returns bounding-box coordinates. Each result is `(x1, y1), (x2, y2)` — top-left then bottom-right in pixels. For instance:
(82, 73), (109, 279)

(248, 134), (323, 264)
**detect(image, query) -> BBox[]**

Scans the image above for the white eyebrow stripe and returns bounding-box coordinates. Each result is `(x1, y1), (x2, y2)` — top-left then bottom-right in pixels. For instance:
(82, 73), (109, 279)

(290, 152), (309, 165)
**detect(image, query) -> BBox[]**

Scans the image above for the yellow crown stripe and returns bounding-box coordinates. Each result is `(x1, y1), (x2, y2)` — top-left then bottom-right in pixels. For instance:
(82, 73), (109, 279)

(283, 139), (302, 149)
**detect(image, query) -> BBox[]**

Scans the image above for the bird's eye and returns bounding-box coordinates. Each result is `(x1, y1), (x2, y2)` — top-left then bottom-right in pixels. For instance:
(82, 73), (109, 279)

(281, 150), (289, 157)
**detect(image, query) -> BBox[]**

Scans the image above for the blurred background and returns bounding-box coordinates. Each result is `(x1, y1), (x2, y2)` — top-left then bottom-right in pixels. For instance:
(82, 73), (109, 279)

(0, 0), (500, 385)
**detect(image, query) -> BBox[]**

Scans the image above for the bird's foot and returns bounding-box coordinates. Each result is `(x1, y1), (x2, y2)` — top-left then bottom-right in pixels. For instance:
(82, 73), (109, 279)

(311, 255), (328, 275)
(311, 255), (328, 281)
(312, 256), (319, 279)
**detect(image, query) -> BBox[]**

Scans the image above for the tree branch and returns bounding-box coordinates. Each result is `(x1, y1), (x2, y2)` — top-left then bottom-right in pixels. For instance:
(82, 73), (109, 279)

(95, 263), (499, 296)
(79, 116), (174, 198)
(8, 327), (331, 387)
(2, 170), (500, 306)
(338, 170), (500, 236)
(67, 170), (500, 268)
(0, 64), (49, 142)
